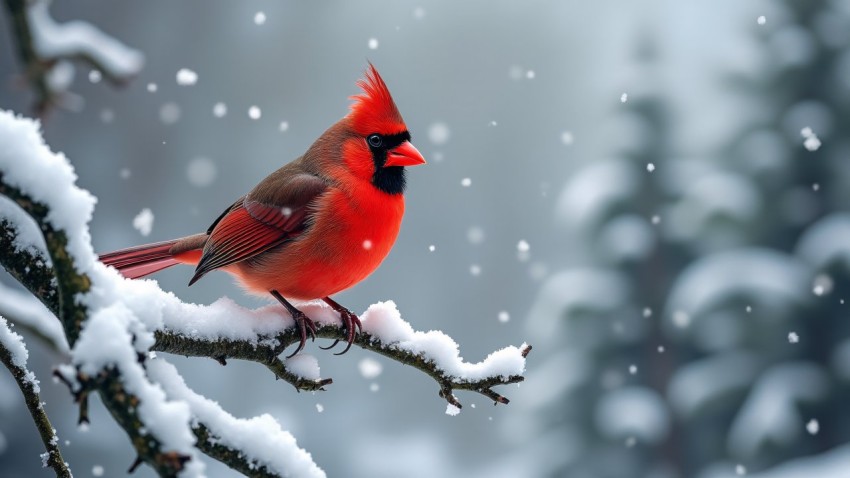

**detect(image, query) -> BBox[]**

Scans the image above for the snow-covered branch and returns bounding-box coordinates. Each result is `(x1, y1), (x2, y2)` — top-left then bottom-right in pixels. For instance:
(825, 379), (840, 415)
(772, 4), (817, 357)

(2, 0), (144, 114)
(0, 317), (71, 477)
(0, 109), (530, 476)
(153, 303), (530, 408)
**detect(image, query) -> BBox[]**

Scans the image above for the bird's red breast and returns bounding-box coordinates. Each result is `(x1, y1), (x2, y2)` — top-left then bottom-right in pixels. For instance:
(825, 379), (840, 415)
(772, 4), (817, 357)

(229, 179), (405, 300)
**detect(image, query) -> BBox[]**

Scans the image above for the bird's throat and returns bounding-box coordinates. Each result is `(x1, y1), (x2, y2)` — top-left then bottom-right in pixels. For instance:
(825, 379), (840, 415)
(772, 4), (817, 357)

(372, 165), (406, 195)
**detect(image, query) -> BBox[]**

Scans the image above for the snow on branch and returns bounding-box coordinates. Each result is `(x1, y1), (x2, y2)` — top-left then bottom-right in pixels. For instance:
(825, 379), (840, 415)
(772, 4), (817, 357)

(0, 317), (71, 477)
(0, 281), (68, 353)
(149, 360), (326, 478)
(2, 0), (144, 113)
(153, 300), (530, 407)
(0, 108), (531, 476)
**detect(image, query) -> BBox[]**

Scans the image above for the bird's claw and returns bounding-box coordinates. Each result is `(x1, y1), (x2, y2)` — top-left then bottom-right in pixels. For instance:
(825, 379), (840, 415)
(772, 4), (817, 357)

(334, 308), (362, 355)
(286, 310), (317, 359)
(320, 299), (362, 355)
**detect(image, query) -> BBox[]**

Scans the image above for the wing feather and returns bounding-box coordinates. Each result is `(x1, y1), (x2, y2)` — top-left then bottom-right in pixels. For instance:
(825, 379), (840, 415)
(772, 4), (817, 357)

(188, 173), (327, 285)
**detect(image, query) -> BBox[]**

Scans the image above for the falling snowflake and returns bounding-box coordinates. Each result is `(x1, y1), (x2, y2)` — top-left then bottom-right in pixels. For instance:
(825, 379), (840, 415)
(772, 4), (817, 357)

(646, 163), (655, 172)
(470, 264), (482, 276)
(736, 464), (747, 476)
(673, 311), (691, 328)
(362, 239), (373, 250)
(315, 403), (324, 413)
(176, 68), (198, 86)
(813, 274), (833, 296)
(526, 70), (536, 79)
(428, 245), (436, 252)
(657, 345), (665, 353)
(92, 465), (104, 477)
(146, 82), (158, 92)
(461, 177), (472, 187)
(88, 70), (102, 83)
(807, 419), (820, 435)
(213, 102), (227, 118)
(620, 93), (628, 103)
(804, 137), (821, 151)
(254, 11), (266, 25)
(368, 38), (379, 50)
(358, 358), (383, 379)
(279, 121), (289, 132)
(133, 208), (154, 237)
(651, 215), (661, 225)
(561, 131), (574, 145)
(801, 127), (822, 151)
(628, 364), (638, 375)
(248, 106), (262, 120)
(428, 122), (451, 145)
(498, 311), (510, 323)
(788, 332), (799, 344)
(757, 15), (766, 25)
(643, 307), (652, 318)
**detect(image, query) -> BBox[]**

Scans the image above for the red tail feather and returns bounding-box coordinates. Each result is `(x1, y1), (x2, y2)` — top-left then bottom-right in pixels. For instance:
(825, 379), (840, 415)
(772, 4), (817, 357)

(99, 239), (181, 279)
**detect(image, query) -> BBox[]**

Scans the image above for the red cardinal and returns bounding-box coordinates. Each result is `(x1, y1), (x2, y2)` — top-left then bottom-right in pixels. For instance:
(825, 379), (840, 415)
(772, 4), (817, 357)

(100, 65), (426, 357)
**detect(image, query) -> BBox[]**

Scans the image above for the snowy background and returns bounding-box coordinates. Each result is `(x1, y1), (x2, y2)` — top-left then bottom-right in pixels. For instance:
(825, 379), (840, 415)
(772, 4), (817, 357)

(2, 0), (850, 477)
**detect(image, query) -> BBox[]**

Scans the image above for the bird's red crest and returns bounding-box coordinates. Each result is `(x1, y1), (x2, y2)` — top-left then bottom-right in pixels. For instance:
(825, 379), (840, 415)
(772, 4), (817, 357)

(348, 64), (406, 136)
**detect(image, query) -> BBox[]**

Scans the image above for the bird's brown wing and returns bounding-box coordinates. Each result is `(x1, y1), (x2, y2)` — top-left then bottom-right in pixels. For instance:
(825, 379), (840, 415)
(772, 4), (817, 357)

(189, 172), (327, 285)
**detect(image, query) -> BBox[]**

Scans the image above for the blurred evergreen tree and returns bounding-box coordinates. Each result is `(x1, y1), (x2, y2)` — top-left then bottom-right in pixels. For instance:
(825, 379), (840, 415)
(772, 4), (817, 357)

(517, 1), (850, 477)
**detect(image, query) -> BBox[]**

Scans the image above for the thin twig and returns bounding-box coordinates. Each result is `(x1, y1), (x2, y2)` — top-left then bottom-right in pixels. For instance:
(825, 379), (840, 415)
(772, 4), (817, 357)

(2, 0), (143, 115)
(0, 320), (71, 477)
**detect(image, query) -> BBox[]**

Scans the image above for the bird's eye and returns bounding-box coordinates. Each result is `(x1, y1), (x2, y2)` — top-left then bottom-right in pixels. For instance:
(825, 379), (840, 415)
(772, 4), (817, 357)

(367, 134), (383, 148)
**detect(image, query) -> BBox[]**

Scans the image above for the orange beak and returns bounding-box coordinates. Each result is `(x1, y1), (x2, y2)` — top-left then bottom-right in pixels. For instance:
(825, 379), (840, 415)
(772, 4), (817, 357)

(385, 141), (426, 168)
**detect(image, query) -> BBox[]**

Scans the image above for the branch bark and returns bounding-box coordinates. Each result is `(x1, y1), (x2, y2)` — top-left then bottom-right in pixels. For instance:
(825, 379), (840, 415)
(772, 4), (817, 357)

(0, 320), (71, 477)
(154, 327), (528, 407)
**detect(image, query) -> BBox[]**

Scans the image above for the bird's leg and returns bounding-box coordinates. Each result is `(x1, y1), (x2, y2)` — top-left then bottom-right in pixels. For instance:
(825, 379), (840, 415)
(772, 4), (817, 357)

(319, 296), (362, 355)
(270, 290), (317, 358)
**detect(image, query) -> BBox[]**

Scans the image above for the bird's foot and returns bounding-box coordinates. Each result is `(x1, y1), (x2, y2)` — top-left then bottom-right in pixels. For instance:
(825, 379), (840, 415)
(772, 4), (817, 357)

(286, 308), (318, 359)
(270, 290), (317, 358)
(320, 297), (363, 355)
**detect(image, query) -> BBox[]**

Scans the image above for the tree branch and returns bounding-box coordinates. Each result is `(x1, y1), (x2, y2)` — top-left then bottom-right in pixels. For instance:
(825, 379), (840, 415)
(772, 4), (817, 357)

(192, 424), (279, 478)
(0, 177), (90, 344)
(2, 0), (143, 114)
(154, 326), (529, 407)
(0, 217), (59, 315)
(0, 178), (194, 477)
(0, 318), (71, 477)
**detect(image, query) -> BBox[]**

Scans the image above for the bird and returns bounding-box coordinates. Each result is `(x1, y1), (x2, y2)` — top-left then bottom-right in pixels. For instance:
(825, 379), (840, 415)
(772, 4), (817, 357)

(99, 64), (426, 357)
